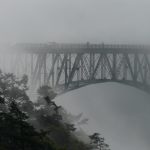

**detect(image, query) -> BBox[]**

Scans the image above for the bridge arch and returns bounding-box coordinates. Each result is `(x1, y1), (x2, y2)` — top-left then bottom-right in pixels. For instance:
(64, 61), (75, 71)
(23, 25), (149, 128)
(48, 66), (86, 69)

(56, 79), (150, 95)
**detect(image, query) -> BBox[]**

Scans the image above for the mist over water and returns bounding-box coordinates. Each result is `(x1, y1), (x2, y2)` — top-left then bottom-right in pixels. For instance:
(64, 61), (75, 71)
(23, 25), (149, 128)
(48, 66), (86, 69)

(55, 83), (150, 150)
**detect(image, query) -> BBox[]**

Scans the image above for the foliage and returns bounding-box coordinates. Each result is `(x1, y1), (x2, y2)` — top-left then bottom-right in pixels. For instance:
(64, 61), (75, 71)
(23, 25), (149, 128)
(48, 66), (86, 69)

(89, 133), (110, 150)
(0, 100), (62, 150)
(0, 71), (110, 150)
(34, 86), (92, 149)
(0, 72), (62, 150)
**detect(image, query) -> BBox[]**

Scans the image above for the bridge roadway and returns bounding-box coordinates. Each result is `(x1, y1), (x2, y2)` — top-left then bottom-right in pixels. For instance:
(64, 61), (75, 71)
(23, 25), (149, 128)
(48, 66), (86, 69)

(1, 43), (150, 94)
(12, 43), (150, 53)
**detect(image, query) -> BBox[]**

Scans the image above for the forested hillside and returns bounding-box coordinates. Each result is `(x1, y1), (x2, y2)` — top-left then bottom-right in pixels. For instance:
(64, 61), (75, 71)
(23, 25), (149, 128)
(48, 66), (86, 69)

(0, 71), (110, 150)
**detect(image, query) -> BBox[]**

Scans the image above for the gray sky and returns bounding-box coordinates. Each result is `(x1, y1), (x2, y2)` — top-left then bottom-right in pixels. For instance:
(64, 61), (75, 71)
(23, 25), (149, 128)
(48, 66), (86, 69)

(0, 0), (150, 44)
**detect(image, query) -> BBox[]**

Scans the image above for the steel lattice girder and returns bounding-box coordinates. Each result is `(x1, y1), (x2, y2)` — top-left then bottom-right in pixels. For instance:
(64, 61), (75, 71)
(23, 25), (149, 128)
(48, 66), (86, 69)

(1, 43), (150, 93)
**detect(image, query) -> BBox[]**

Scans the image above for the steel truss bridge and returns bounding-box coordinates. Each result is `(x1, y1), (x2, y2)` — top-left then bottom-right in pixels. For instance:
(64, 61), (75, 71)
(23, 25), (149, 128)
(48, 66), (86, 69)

(1, 43), (150, 94)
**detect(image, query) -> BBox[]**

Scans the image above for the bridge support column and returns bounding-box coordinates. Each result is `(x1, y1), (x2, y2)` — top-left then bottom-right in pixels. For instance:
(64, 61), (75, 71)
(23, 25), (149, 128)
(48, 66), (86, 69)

(43, 54), (47, 85)
(90, 53), (95, 79)
(134, 53), (138, 82)
(112, 53), (117, 80)
(65, 54), (68, 88)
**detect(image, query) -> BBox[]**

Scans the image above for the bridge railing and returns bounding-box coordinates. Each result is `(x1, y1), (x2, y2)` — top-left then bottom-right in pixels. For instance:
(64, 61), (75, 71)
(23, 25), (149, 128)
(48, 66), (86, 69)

(11, 43), (149, 54)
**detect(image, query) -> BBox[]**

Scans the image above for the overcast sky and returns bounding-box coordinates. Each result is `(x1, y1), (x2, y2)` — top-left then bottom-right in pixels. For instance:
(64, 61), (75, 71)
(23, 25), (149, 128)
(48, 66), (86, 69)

(0, 0), (150, 44)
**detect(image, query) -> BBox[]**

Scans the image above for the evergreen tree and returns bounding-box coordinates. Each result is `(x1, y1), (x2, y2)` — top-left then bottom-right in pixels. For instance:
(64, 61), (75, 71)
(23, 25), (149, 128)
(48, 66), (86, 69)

(0, 72), (63, 150)
(0, 71), (110, 150)
(89, 133), (110, 150)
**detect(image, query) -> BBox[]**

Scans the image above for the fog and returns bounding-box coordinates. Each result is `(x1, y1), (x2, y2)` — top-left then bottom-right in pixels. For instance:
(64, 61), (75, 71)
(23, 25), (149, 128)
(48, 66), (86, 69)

(0, 0), (150, 44)
(0, 0), (150, 150)
(56, 83), (150, 150)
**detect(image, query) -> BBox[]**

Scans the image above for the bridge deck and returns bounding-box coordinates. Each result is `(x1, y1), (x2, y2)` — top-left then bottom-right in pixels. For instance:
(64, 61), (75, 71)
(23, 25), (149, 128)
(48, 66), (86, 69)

(11, 43), (150, 54)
